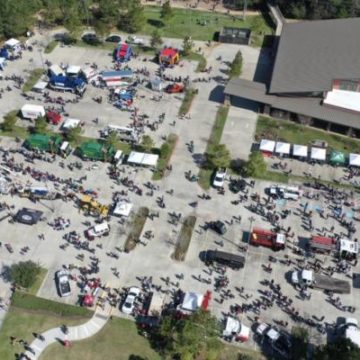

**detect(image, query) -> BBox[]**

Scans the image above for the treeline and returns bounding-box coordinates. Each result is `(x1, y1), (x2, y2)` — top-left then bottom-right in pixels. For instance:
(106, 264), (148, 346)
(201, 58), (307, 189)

(276, 0), (360, 20)
(0, 0), (145, 38)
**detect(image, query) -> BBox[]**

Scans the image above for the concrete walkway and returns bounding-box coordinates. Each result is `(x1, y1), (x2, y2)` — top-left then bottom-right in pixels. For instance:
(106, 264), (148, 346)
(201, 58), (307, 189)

(22, 300), (112, 360)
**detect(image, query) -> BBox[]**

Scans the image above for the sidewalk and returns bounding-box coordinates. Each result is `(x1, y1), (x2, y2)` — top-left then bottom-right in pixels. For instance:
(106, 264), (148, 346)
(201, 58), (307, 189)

(22, 300), (112, 360)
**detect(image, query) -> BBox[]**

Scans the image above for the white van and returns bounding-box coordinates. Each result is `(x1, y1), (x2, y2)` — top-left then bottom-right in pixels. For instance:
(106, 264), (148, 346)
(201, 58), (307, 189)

(282, 186), (302, 200)
(101, 125), (139, 143)
(21, 104), (45, 120)
(85, 222), (110, 240)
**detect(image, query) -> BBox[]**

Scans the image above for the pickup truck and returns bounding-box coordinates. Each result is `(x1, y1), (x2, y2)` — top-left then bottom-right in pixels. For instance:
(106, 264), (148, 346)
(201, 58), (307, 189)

(55, 270), (71, 297)
(291, 269), (351, 294)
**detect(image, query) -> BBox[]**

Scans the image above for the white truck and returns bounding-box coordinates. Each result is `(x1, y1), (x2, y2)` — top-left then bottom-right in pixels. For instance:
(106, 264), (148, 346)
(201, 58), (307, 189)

(21, 104), (45, 120)
(223, 316), (250, 342)
(291, 269), (351, 294)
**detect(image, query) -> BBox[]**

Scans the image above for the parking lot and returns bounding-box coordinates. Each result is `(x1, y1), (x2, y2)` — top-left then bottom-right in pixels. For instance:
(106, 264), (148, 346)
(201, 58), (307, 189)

(0, 29), (360, 356)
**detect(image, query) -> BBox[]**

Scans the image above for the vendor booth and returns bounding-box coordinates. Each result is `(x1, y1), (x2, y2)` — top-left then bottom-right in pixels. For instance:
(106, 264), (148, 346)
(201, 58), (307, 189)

(259, 139), (275, 155)
(292, 144), (308, 158)
(310, 147), (326, 162)
(349, 153), (360, 167)
(329, 150), (346, 166)
(275, 142), (290, 156)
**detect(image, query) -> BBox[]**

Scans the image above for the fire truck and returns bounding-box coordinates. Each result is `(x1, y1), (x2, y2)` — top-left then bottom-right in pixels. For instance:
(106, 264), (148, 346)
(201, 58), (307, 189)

(250, 228), (286, 251)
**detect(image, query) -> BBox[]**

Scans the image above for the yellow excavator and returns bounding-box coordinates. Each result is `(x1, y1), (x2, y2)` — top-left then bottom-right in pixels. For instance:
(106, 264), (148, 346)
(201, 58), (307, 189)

(79, 195), (109, 217)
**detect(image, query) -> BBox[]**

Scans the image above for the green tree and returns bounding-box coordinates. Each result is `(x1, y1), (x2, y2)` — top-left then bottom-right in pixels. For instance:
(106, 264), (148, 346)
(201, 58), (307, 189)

(291, 327), (309, 360)
(150, 29), (163, 48)
(1, 112), (17, 132)
(10, 261), (41, 289)
(161, 0), (173, 20)
(313, 337), (360, 360)
(118, 0), (145, 33)
(94, 19), (110, 40)
(228, 50), (243, 78)
(154, 309), (223, 359)
(207, 144), (231, 169)
(66, 125), (83, 145)
(105, 131), (119, 148)
(182, 36), (194, 56)
(244, 151), (266, 177)
(33, 116), (48, 134)
(141, 135), (155, 152)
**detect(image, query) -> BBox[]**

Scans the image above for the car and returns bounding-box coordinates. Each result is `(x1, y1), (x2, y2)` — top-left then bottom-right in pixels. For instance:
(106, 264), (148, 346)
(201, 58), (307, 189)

(122, 287), (141, 315)
(213, 168), (227, 188)
(126, 35), (144, 45)
(165, 83), (184, 94)
(106, 34), (122, 43)
(209, 220), (227, 235)
(55, 270), (71, 297)
(85, 222), (110, 240)
(82, 33), (101, 45)
(229, 179), (246, 193)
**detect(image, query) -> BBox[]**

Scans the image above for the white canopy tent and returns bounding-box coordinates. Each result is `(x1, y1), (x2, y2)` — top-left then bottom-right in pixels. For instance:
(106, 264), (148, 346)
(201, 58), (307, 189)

(5, 38), (20, 50)
(66, 65), (81, 76)
(179, 292), (203, 313)
(127, 151), (159, 167)
(275, 142), (290, 154)
(349, 153), (360, 167)
(311, 147), (326, 161)
(259, 139), (275, 153)
(32, 80), (48, 93)
(62, 118), (80, 131)
(112, 200), (133, 217)
(49, 64), (64, 77)
(292, 144), (308, 157)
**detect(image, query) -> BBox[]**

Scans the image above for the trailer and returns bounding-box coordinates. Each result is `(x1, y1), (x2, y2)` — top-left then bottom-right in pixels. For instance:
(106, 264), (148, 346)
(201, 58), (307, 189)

(21, 104), (46, 120)
(251, 228), (286, 251)
(308, 235), (336, 255)
(49, 75), (86, 94)
(291, 269), (351, 294)
(100, 70), (133, 87)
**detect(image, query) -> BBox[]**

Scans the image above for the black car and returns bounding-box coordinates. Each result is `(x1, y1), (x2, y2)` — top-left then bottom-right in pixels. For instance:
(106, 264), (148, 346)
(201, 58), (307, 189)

(210, 220), (227, 235)
(229, 179), (246, 193)
(106, 35), (121, 43)
(82, 33), (101, 45)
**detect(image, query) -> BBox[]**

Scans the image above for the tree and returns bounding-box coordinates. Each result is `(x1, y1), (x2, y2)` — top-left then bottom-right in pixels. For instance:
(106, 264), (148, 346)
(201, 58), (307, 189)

(10, 261), (41, 289)
(207, 144), (231, 169)
(33, 116), (48, 134)
(141, 135), (155, 152)
(161, 1), (173, 20)
(313, 337), (360, 360)
(182, 36), (194, 56)
(94, 19), (110, 40)
(1, 111), (17, 132)
(118, 1), (145, 33)
(66, 125), (83, 145)
(104, 131), (119, 148)
(150, 29), (163, 48)
(244, 151), (266, 177)
(154, 309), (223, 359)
(228, 50), (243, 78)
(291, 327), (309, 360)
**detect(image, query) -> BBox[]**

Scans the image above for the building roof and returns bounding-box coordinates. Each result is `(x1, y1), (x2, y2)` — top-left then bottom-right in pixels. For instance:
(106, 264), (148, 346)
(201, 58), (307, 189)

(225, 78), (360, 129)
(269, 18), (360, 94)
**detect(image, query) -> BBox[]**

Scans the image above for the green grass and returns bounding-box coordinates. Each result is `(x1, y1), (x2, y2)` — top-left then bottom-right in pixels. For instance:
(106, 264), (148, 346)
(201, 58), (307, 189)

(183, 51), (207, 72)
(173, 216), (197, 261)
(141, 6), (273, 43)
(41, 317), (161, 360)
(22, 68), (44, 92)
(124, 207), (150, 252)
(198, 106), (230, 190)
(0, 124), (28, 139)
(256, 115), (360, 154)
(152, 134), (178, 180)
(27, 267), (48, 295)
(0, 307), (90, 360)
(178, 89), (197, 116)
(44, 40), (58, 54)
(12, 292), (93, 317)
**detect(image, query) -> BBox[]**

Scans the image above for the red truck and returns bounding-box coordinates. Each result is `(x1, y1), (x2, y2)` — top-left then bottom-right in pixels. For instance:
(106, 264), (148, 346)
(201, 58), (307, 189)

(308, 235), (336, 255)
(250, 228), (286, 251)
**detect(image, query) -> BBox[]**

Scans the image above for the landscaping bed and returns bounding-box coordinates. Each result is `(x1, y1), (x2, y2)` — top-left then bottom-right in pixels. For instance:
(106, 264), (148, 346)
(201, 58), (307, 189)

(124, 207), (150, 252)
(173, 215), (197, 261)
(178, 89), (198, 116)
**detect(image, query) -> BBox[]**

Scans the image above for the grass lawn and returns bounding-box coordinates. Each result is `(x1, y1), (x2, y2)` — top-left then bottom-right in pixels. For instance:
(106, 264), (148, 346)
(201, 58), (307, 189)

(182, 51), (207, 72)
(141, 6), (273, 43)
(152, 134), (178, 180)
(0, 124), (28, 139)
(256, 116), (360, 154)
(27, 267), (48, 295)
(124, 207), (150, 252)
(22, 68), (44, 92)
(44, 41), (58, 54)
(178, 89), (197, 116)
(173, 215), (197, 261)
(41, 317), (161, 360)
(198, 106), (230, 190)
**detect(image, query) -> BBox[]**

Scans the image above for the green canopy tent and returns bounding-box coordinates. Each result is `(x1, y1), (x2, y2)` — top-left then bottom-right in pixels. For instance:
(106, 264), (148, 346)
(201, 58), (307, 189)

(77, 141), (115, 161)
(329, 150), (346, 166)
(24, 134), (62, 153)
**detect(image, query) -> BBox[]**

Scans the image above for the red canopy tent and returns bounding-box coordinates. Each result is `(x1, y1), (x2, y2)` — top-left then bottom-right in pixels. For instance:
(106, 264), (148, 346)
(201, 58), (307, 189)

(201, 290), (212, 310)
(83, 294), (94, 307)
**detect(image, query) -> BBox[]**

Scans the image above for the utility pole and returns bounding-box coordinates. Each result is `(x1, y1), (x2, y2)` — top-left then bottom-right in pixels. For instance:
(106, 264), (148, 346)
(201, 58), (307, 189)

(243, 0), (248, 20)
